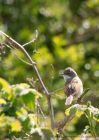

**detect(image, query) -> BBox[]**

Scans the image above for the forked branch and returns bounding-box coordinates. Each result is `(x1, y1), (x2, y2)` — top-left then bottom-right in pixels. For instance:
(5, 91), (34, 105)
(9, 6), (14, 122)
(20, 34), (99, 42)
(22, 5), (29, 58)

(0, 31), (55, 129)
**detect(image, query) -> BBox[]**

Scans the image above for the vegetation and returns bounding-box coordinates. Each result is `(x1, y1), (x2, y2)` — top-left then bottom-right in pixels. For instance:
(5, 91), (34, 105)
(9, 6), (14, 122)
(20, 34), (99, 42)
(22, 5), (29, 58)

(0, 0), (99, 139)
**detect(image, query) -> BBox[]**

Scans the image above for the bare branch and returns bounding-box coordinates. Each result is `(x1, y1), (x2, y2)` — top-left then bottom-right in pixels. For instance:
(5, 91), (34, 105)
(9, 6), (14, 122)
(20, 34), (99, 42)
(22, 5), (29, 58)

(0, 31), (36, 65)
(0, 30), (55, 129)
(22, 30), (38, 47)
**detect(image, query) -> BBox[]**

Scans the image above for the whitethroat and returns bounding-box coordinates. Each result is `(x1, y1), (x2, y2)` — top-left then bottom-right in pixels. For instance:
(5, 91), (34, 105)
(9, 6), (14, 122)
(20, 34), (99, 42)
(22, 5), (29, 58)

(61, 67), (83, 105)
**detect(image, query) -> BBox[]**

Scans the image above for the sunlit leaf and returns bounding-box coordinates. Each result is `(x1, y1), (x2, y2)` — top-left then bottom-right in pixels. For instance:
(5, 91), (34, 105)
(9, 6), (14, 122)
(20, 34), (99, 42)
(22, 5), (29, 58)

(16, 107), (28, 121)
(21, 92), (35, 111)
(94, 114), (99, 122)
(76, 110), (84, 117)
(65, 104), (86, 117)
(0, 116), (22, 134)
(0, 78), (11, 94)
(19, 88), (42, 111)
(28, 114), (38, 127)
(87, 0), (99, 8)
(11, 120), (22, 132)
(12, 84), (42, 110)
(13, 83), (42, 98)
(65, 104), (79, 116)
(20, 88), (42, 98)
(53, 35), (66, 46)
(0, 98), (6, 105)
(19, 83), (30, 88)
(86, 105), (99, 122)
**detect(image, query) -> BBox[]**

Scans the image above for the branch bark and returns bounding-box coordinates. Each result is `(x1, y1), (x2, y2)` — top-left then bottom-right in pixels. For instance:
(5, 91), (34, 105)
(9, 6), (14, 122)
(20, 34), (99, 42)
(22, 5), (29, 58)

(0, 31), (55, 129)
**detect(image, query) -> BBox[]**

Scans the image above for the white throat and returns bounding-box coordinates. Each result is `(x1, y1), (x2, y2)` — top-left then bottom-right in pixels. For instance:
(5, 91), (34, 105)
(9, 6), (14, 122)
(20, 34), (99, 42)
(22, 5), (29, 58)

(63, 75), (71, 82)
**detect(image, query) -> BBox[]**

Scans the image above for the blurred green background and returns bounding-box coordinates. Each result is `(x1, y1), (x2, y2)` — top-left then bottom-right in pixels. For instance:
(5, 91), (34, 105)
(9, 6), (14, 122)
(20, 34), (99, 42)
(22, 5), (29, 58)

(0, 0), (99, 137)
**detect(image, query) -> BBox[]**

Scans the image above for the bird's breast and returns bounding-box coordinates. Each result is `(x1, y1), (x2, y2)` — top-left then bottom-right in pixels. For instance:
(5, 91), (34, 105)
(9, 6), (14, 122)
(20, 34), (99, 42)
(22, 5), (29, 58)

(64, 76), (83, 97)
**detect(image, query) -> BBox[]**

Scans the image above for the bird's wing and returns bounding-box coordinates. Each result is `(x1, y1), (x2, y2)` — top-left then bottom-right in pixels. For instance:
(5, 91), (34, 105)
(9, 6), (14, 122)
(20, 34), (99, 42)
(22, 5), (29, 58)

(64, 78), (81, 97)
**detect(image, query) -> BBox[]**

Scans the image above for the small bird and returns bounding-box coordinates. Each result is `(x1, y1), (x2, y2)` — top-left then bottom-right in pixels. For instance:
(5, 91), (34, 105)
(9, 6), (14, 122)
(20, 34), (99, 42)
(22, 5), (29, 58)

(61, 67), (83, 105)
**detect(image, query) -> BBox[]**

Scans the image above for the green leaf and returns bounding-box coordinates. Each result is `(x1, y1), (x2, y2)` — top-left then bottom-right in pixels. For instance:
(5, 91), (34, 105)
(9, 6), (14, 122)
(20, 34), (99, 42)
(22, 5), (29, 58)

(0, 98), (6, 105)
(0, 78), (13, 100)
(65, 104), (79, 116)
(65, 104), (86, 117)
(13, 83), (42, 98)
(94, 114), (99, 122)
(0, 78), (11, 93)
(20, 88), (42, 98)
(0, 116), (22, 135)
(16, 107), (28, 121)
(12, 84), (42, 111)
(21, 92), (35, 111)
(86, 105), (99, 122)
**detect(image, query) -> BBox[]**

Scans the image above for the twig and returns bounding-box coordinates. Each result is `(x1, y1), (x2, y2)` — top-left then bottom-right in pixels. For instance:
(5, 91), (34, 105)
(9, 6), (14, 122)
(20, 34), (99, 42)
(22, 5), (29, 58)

(51, 87), (64, 95)
(22, 30), (38, 47)
(5, 43), (32, 66)
(37, 99), (46, 119)
(0, 31), (36, 65)
(77, 88), (90, 103)
(0, 30), (55, 129)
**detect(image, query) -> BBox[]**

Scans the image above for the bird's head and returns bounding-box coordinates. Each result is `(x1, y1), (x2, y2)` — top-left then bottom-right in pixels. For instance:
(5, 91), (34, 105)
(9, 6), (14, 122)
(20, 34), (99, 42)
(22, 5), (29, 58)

(61, 67), (77, 82)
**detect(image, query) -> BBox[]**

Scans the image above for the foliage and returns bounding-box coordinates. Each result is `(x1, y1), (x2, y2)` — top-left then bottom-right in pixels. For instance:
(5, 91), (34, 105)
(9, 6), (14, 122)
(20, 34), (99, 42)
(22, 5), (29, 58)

(65, 103), (99, 136)
(0, 77), (99, 139)
(0, 78), (54, 139)
(0, 0), (99, 139)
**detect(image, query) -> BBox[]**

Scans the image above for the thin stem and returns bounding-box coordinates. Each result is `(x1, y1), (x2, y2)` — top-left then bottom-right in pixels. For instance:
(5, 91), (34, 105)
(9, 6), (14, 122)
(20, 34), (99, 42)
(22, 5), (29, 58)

(22, 30), (38, 47)
(22, 38), (36, 47)
(51, 87), (64, 95)
(5, 43), (32, 66)
(37, 99), (46, 119)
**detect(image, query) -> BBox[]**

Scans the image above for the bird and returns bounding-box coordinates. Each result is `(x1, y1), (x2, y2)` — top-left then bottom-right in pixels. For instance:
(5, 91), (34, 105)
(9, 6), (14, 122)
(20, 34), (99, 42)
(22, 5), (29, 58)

(61, 67), (83, 105)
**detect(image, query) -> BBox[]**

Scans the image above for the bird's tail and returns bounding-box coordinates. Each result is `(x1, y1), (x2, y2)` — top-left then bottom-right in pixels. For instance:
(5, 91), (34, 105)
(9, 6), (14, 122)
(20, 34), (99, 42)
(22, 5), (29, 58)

(65, 95), (73, 105)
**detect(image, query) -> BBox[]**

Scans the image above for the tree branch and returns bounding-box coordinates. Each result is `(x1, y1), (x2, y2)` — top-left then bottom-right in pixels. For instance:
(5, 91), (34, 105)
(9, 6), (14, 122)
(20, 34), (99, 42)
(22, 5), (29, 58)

(0, 30), (55, 129)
